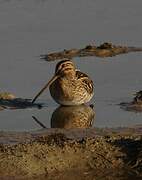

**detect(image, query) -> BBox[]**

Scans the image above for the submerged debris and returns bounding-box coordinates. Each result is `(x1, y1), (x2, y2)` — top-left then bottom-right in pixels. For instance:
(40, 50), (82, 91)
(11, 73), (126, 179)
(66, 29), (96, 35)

(40, 42), (142, 61)
(120, 91), (142, 112)
(133, 91), (142, 105)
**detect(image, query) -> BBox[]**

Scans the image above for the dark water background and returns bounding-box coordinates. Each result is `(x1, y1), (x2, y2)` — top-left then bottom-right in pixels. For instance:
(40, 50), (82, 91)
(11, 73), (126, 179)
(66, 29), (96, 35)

(0, 0), (142, 131)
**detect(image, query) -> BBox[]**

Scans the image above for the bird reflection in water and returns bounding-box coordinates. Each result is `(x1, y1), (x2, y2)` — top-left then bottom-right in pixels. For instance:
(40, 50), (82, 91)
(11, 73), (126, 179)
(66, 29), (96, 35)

(51, 104), (95, 129)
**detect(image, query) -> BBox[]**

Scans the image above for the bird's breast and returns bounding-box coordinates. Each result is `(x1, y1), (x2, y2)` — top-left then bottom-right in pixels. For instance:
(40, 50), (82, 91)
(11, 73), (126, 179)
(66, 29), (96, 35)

(49, 77), (75, 100)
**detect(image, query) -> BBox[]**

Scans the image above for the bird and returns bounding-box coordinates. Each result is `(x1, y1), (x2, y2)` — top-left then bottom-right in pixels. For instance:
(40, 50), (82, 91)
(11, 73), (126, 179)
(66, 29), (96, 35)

(32, 59), (94, 105)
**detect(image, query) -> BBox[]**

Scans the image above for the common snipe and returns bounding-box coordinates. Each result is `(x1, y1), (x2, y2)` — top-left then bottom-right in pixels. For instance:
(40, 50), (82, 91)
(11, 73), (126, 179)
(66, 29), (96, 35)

(32, 59), (94, 105)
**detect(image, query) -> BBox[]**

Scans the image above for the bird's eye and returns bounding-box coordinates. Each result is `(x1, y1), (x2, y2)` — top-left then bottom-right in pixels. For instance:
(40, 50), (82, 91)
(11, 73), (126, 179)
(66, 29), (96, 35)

(62, 64), (65, 68)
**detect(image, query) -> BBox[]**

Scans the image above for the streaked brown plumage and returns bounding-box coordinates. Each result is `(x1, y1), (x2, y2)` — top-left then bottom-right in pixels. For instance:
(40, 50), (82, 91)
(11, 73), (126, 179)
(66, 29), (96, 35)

(32, 59), (94, 105)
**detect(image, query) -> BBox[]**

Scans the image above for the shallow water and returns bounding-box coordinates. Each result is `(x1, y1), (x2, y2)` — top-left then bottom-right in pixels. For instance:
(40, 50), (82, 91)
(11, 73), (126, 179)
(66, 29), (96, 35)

(0, 0), (142, 131)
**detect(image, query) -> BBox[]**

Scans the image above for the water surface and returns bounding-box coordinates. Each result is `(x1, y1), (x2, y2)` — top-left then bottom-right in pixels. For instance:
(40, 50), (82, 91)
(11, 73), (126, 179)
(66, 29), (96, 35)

(0, 0), (142, 131)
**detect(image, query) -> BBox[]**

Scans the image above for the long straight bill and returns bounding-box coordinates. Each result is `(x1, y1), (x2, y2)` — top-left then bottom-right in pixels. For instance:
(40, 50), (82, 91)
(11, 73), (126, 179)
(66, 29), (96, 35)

(32, 75), (58, 103)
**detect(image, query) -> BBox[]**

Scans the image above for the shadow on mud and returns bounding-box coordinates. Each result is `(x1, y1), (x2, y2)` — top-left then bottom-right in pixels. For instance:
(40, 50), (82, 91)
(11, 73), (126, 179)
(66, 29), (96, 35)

(109, 137), (142, 173)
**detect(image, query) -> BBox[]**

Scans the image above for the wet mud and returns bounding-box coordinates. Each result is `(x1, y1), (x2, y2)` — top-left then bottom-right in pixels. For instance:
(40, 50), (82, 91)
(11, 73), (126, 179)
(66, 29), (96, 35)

(40, 42), (142, 61)
(120, 90), (142, 112)
(0, 128), (142, 179)
(0, 92), (42, 110)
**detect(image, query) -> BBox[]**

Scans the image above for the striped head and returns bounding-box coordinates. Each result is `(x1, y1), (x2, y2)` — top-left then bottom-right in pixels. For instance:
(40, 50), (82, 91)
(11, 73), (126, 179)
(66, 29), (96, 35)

(32, 60), (76, 104)
(55, 60), (76, 77)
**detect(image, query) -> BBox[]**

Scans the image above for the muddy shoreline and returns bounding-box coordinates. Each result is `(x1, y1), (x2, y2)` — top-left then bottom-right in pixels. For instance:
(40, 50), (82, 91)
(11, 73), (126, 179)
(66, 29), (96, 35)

(0, 128), (142, 179)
